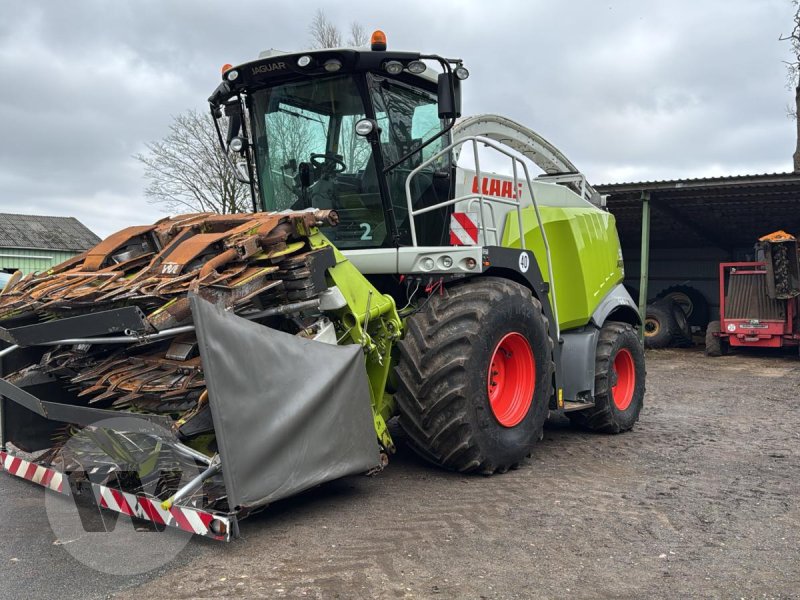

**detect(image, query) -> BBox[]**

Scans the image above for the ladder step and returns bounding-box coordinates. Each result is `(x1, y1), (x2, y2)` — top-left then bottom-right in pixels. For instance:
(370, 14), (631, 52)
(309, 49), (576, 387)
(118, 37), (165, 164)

(562, 400), (595, 412)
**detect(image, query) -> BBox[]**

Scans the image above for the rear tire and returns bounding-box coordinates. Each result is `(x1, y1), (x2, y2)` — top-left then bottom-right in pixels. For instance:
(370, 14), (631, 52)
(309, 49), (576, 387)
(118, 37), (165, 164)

(394, 277), (554, 474)
(568, 321), (645, 433)
(704, 320), (728, 357)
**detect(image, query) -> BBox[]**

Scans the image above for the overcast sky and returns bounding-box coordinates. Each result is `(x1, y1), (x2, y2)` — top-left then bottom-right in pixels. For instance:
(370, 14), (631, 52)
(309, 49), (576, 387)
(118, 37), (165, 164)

(0, 0), (794, 237)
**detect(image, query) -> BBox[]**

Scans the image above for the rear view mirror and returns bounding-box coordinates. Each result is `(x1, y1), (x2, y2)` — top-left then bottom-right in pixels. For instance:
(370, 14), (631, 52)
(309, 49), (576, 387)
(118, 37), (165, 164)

(437, 73), (462, 120)
(224, 101), (242, 145)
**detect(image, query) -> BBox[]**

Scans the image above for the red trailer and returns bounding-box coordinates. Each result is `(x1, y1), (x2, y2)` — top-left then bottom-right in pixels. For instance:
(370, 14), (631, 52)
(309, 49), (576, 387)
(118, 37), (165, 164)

(706, 233), (800, 356)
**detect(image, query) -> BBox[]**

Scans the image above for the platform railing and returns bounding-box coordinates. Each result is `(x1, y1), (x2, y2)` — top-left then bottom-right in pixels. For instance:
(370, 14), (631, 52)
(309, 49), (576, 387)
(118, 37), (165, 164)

(404, 135), (560, 339)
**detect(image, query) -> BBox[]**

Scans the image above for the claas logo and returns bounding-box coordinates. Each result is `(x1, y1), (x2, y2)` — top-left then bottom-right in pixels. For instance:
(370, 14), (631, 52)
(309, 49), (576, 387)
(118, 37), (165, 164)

(472, 176), (524, 199)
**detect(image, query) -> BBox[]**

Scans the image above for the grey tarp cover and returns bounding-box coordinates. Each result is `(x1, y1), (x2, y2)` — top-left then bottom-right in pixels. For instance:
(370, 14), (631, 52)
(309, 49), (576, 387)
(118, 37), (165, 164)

(190, 295), (380, 510)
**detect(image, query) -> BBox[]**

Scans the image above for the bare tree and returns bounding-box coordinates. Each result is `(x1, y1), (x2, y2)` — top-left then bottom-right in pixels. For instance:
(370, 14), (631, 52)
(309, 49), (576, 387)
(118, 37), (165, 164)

(780, 0), (800, 172)
(310, 9), (368, 48)
(137, 12), (373, 216)
(309, 9), (342, 48)
(135, 110), (251, 214)
(348, 21), (368, 47)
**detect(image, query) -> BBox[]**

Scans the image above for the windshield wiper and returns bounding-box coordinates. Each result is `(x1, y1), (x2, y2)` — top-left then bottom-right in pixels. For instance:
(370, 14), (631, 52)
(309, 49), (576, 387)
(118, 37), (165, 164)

(277, 106), (326, 124)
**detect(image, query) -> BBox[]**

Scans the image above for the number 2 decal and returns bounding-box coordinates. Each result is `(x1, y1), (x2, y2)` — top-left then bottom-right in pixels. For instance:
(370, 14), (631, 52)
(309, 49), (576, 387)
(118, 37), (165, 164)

(359, 223), (373, 241)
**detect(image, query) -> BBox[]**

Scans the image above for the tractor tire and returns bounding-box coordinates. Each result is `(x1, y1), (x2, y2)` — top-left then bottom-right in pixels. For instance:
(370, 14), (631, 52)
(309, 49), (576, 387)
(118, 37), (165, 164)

(643, 300), (675, 349)
(669, 299), (693, 347)
(704, 320), (728, 357)
(656, 285), (709, 327)
(394, 277), (554, 474)
(568, 321), (645, 433)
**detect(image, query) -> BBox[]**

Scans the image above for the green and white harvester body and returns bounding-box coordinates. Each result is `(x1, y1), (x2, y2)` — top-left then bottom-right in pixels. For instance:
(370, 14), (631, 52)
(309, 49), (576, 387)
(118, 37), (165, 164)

(0, 36), (644, 541)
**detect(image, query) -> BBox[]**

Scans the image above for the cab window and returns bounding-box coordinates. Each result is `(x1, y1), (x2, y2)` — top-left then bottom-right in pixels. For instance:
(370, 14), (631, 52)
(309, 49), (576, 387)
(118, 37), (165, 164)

(369, 75), (451, 245)
(250, 75), (387, 248)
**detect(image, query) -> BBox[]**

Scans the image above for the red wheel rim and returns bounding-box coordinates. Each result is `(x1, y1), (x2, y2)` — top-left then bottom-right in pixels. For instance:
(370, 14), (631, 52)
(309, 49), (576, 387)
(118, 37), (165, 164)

(487, 332), (536, 427)
(611, 348), (636, 410)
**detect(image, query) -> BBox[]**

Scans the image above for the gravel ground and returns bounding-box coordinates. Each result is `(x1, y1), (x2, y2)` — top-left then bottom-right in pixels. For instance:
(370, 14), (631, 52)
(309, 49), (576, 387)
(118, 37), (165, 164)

(3, 348), (800, 599)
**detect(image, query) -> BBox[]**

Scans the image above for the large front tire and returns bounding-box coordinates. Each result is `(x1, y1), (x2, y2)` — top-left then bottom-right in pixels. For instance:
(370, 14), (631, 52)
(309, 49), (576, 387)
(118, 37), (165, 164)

(394, 277), (554, 474)
(569, 321), (645, 433)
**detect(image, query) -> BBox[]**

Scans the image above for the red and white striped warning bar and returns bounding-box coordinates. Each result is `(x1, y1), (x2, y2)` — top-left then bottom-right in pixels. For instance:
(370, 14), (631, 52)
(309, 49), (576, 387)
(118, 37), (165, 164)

(0, 450), (232, 541)
(1, 450), (64, 493)
(449, 212), (479, 246)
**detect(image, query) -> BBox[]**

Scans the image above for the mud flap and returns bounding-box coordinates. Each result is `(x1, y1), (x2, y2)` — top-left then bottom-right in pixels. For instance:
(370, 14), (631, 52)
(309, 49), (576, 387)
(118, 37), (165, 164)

(190, 295), (381, 511)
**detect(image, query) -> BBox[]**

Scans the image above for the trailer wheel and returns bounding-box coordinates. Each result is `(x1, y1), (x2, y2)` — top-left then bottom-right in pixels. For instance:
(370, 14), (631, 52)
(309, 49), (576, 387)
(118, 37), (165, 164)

(394, 277), (554, 474)
(643, 300), (675, 349)
(656, 285), (709, 327)
(569, 321), (645, 433)
(704, 320), (728, 357)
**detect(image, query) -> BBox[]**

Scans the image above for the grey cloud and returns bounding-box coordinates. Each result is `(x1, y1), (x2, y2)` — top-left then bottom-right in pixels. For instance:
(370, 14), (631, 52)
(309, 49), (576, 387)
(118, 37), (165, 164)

(0, 0), (795, 237)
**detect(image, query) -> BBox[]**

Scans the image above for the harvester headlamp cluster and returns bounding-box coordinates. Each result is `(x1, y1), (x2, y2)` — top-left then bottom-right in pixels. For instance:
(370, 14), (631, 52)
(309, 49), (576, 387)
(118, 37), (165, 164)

(382, 59), (428, 76)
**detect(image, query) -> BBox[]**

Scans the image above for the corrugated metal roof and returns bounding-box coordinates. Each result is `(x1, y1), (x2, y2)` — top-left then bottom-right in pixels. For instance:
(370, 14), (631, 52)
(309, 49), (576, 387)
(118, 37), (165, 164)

(596, 171), (800, 192)
(0, 214), (101, 252)
(598, 171), (800, 250)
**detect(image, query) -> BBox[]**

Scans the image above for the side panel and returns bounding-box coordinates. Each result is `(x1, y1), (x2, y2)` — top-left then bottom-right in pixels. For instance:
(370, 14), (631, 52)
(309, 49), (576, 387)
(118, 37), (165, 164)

(559, 327), (599, 401)
(502, 206), (624, 330)
(451, 168), (624, 330)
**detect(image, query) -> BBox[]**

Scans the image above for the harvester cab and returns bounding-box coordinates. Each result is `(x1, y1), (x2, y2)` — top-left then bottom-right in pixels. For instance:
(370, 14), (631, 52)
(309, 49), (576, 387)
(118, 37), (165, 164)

(209, 31), (466, 250)
(0, 33), (646, 542)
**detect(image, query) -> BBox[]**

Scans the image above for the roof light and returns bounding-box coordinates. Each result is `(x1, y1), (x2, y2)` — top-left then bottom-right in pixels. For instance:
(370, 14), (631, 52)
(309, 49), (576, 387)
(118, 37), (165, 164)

(407, 60), (426, 74)
(226, 69), (239, 81)
(323, 59), (342, 72)
(384, 60), (403, 75)
(455, 66), (470, 80)
(221, 63), (233, 75)
(297, 55), (312, 67)
(371, 30), (387, 51)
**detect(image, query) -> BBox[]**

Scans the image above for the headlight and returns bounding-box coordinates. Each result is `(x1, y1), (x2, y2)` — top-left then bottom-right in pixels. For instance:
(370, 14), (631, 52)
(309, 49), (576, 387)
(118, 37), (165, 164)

(384, 60), (403, 75)
(229, 137), (245, 152)
(324, 59), (342, 72)
(226, 69), (239, 82)
(354, 118), (375, 136)
(407, 60), (426, 74)
(454, 66), (469, 80)
(297, 55), (312, 67)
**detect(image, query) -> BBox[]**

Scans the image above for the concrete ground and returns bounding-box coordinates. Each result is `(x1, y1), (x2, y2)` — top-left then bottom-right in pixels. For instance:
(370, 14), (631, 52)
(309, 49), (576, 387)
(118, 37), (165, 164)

(2, 348), (799, 599)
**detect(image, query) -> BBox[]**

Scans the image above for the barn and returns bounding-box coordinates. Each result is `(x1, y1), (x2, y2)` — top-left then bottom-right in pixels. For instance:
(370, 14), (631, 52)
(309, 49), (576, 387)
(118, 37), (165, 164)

(597, 172), (800, 334)
(0, 214), (101, 275)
